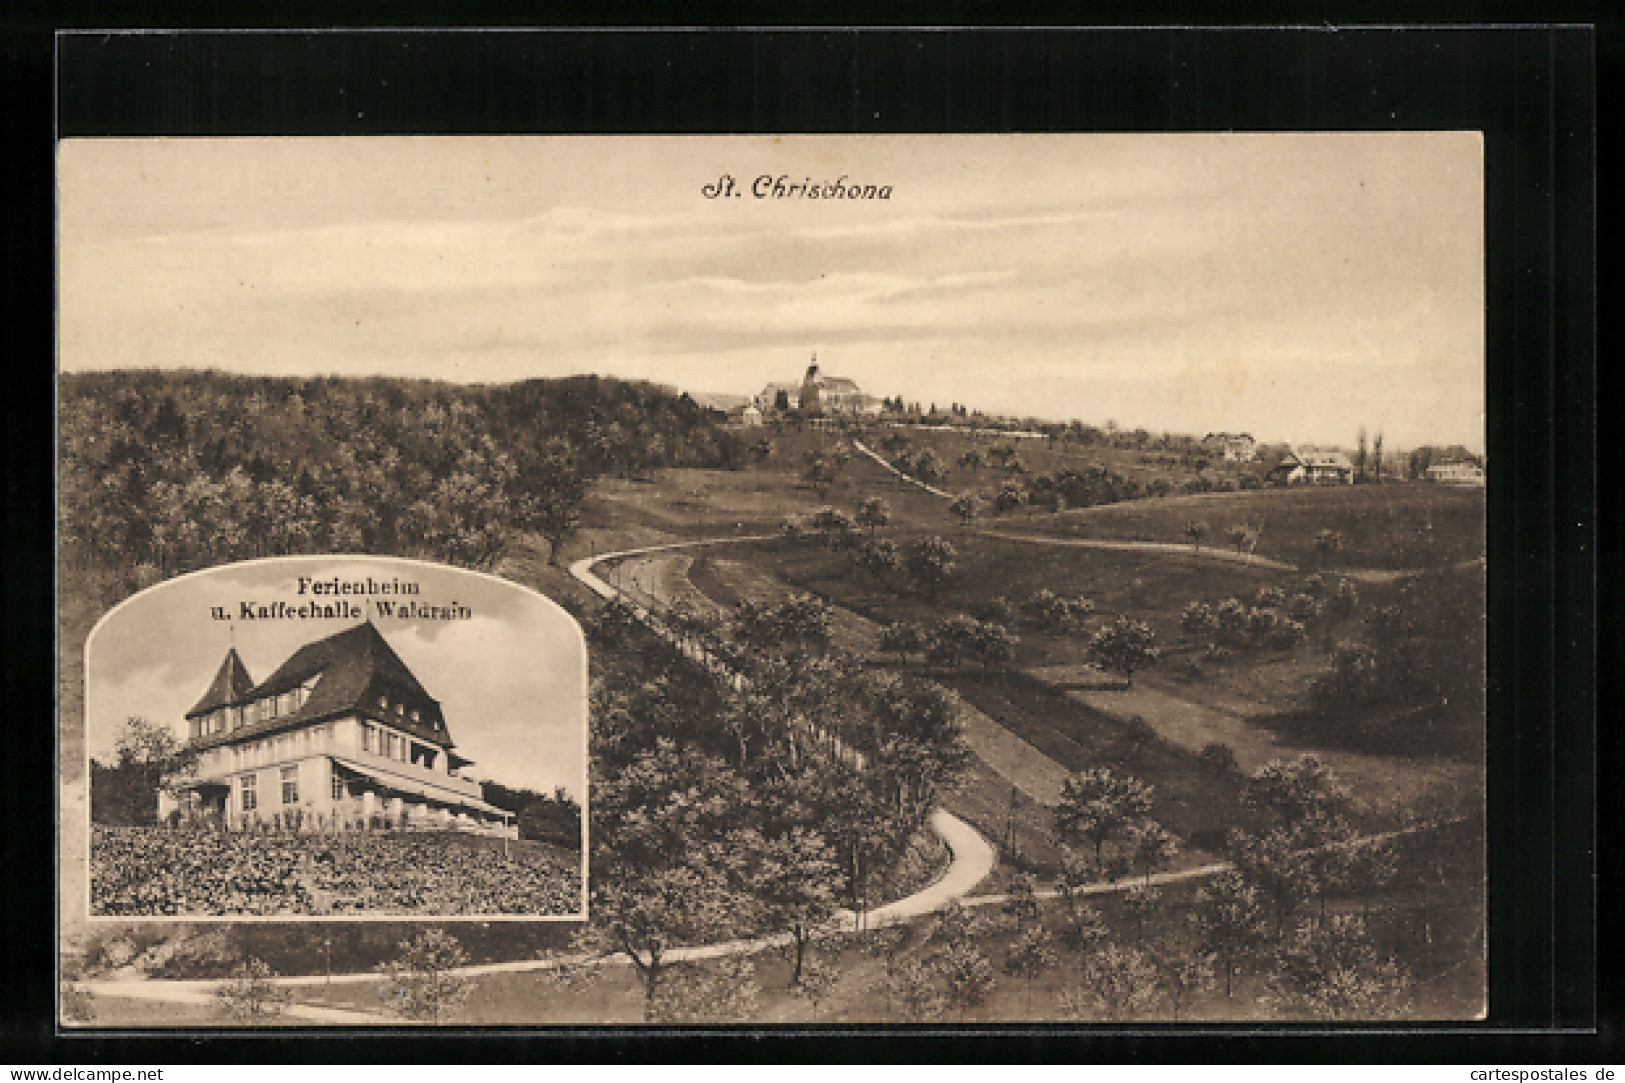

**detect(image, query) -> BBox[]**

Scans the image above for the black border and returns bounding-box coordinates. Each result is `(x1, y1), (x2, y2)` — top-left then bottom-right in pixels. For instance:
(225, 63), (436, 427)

(7, 16), (1603, 1064)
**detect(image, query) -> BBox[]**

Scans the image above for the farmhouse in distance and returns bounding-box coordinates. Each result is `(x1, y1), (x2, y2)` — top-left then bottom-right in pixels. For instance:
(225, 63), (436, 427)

(167, 621), (517, 837)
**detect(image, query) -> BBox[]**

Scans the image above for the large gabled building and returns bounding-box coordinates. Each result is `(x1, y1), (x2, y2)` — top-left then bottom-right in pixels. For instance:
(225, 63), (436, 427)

(167, 621), (515, 836)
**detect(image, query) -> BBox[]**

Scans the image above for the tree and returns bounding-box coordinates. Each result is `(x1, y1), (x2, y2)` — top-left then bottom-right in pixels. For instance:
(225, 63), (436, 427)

(884, 957), (947, 1022)
(855, 495), (891, 534)
(1340, 838), (1400, 924)
(1371, 432), (1385, 481)
(215, 958), (290, 1022)
(1355, 427), (1369, 482)
(1266, 915), (1411, 1020)
(1191, 870), (1267, 997)
(1225, 523), (1256, 555)
(532, 454), (587, 564)
(912, 449), (946, 484)
(753, 827), (842, 984)
(1058, 904), (1111, 954)
(592, 865), (747, 1018)
(377, 929), (473, 1024)
(1183, 520), (1209, 550)
(1156, 952), (1215, 1022)
(958, 449), (985, 471)
(1120, 884), (1161, 944)
(1228, 829), (1314, 937)
(1130, 821), (1179, 886)
(856, 537), (900, 585)
(1197, 742), (1241, 780)
(1053, 767), (1156, 867)
(1313, 528), (1343, 565)
(1003, 925), (1059, 1012)
(790, 957), (840, 1022)
(1002, 872), (1042, 926)
(992, 480), (1028, 514)
(1055, 848), (1096, 914)
(733, 595), (834, 657)
(1241, 755), (1350, 838)
(878, 620), (924, 658)
(810, 505), (860, 550)
(92, 716), (197, 826)
(937, 940), (997, 1019)
(1087, 617), (1161, 687)
(905, 537), (957, 600)
(804, 451), (842, 499)
(949, 492), (981, 527)
(1072, 942), (1163, 1021)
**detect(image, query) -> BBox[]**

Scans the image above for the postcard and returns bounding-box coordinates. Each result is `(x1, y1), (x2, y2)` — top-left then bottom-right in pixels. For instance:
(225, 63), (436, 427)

(58, 133), (1486, 1026)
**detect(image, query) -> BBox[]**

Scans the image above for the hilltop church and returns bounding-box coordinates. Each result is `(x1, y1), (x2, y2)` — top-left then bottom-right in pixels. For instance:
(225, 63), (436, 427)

(756, 354), (883, 417)
(165, 621), (515, 836)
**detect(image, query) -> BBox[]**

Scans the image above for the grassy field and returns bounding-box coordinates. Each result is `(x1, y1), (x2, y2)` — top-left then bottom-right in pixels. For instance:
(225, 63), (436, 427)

(267, 815), (1484, 1024)
(997, 482), (1485, 571)
(729, 534), (1293, 642)
(855, 424), (1260, 496)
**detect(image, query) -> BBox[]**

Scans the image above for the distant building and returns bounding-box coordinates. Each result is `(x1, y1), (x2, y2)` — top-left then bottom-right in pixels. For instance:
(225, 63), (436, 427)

(755, 382), (802, 412)
(758, 354), (882, 416)
(734, 403), (764, 427)
(165, 622), (515, 836)
(1425, 460), (1485, 486)
(1269, 446), (1355, 485)
(1201, 432), (1258, 462)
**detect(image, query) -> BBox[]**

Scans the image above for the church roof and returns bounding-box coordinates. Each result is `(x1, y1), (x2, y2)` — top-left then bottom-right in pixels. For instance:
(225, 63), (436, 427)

(190, 621), (452, 752)
(186, 648), (255, 719)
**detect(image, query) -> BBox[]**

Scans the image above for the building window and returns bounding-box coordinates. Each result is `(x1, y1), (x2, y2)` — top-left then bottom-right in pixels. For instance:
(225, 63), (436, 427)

(386, 732), (399, 760)
(331, 774), (346, 801)
(281, 766), (299, 804)
(241, 773), (258, 812)
(361, 724), (377, 754)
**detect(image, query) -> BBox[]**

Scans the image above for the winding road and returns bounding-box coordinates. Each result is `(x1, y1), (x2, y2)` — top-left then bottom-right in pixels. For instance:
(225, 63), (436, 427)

(74, 498), (1472, 1023)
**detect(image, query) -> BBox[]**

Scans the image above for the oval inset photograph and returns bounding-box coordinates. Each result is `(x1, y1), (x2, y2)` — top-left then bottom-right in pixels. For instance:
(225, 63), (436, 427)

(82, 556), (587, 921)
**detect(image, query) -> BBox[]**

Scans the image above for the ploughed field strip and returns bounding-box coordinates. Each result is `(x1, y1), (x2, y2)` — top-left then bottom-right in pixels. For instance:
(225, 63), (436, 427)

(91, 825), (582, 917)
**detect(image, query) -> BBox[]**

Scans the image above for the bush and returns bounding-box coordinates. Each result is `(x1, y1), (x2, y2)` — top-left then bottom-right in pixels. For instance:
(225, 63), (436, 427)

(1197, 742), (1242, 779)
(1215, 598), (1250, 646)
(1181, 601), (1218, 635)
(1269, 619), (1307, 651)
(878, 621), (925, 655)
(1286, 593), (1323, 621)
(1254, 586), (1286, 608)
(1203, 643), (1233, 666)
(1247, 607), (1281, 645)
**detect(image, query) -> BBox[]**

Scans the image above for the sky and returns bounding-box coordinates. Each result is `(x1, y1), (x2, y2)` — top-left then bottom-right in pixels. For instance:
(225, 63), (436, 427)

(58, 134), (1484, 451)
(84, 556), (588, 800)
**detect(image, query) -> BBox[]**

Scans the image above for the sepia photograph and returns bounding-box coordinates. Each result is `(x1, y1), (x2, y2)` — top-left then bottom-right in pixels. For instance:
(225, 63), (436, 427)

(57, 133), (1486, 1026)
(77, 556), (588, 923)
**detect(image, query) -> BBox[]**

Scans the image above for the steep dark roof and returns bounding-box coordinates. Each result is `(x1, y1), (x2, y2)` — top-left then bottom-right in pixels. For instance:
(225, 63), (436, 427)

(191, 621), (452, 753)
(186, 648), (256, 719)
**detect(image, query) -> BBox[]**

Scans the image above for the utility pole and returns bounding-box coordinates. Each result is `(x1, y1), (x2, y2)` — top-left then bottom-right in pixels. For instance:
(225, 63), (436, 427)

(1005, 784), (1019, 859)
